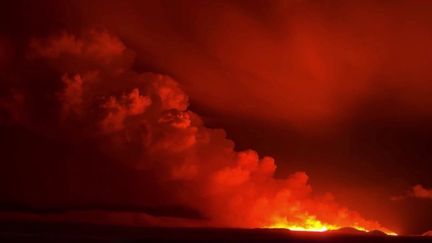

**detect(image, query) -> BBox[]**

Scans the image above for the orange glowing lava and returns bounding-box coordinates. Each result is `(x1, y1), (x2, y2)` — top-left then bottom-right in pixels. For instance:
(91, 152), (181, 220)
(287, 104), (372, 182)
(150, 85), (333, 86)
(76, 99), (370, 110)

(268, 215), (338, 232)
(267, 215), (398, 236)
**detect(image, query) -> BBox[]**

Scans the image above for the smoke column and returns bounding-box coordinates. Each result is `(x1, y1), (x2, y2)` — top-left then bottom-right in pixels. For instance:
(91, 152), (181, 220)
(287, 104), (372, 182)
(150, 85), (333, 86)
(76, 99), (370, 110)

(0, 30), (395, 234)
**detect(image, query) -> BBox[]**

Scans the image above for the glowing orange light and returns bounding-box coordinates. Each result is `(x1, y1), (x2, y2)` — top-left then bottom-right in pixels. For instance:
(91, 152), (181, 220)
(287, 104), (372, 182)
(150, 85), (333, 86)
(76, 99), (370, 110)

(267, 215), (398, 236)
(268, 215), (338, 232)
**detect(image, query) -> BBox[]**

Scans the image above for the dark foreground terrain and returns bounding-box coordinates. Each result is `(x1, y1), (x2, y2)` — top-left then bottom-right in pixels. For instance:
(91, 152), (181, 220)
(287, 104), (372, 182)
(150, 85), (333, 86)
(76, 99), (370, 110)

(0, 221), (430, 243)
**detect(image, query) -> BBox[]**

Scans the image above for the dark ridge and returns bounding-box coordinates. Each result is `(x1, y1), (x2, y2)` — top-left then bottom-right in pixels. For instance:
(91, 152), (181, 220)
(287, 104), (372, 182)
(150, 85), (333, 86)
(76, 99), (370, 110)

(0, 202), (205, 219)
(328, 227), (367, 235)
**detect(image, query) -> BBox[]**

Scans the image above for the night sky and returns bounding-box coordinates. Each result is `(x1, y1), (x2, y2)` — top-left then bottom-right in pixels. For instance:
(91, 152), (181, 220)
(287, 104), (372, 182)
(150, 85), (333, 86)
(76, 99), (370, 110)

(1, 0), (432, 235)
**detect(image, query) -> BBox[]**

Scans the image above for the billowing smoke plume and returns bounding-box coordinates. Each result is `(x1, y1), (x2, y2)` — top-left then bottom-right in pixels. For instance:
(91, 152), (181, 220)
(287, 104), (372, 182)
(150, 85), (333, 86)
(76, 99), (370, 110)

(0, 31), (394, 233)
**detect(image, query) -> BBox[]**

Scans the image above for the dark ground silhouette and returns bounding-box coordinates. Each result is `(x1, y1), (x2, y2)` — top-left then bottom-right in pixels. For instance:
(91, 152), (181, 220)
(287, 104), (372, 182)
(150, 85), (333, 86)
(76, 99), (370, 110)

(0, 221), (431, 243)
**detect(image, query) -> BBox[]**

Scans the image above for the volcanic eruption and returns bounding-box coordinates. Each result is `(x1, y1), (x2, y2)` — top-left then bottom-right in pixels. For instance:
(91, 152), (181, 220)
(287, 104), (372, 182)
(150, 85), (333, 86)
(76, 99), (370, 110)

(0, 30), (397, 235)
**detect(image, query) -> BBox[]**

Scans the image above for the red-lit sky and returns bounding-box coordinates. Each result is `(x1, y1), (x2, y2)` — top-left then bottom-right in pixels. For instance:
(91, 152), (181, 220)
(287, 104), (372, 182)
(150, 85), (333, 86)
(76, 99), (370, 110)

(1, 0), (432, 235)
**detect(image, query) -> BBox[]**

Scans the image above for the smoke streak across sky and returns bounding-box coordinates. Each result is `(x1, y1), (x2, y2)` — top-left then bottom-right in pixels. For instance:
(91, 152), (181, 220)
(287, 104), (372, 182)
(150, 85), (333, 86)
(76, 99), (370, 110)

(1, 0), (432, 235)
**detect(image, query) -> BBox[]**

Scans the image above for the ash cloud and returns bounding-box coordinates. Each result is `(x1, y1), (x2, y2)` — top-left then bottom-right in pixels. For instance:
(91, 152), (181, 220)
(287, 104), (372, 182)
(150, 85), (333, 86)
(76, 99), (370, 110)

(0, 30), (392, 232)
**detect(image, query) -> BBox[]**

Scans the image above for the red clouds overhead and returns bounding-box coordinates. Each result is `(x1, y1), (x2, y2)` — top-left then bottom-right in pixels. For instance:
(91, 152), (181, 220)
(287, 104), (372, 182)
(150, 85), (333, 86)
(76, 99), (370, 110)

(0, 30), (396, 234)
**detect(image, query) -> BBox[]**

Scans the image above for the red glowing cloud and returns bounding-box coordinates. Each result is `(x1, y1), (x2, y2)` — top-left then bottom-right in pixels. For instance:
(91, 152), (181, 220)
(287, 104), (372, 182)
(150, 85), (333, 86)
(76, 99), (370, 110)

(412, 185), (432, 200)
(0, 30), (397, 234)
